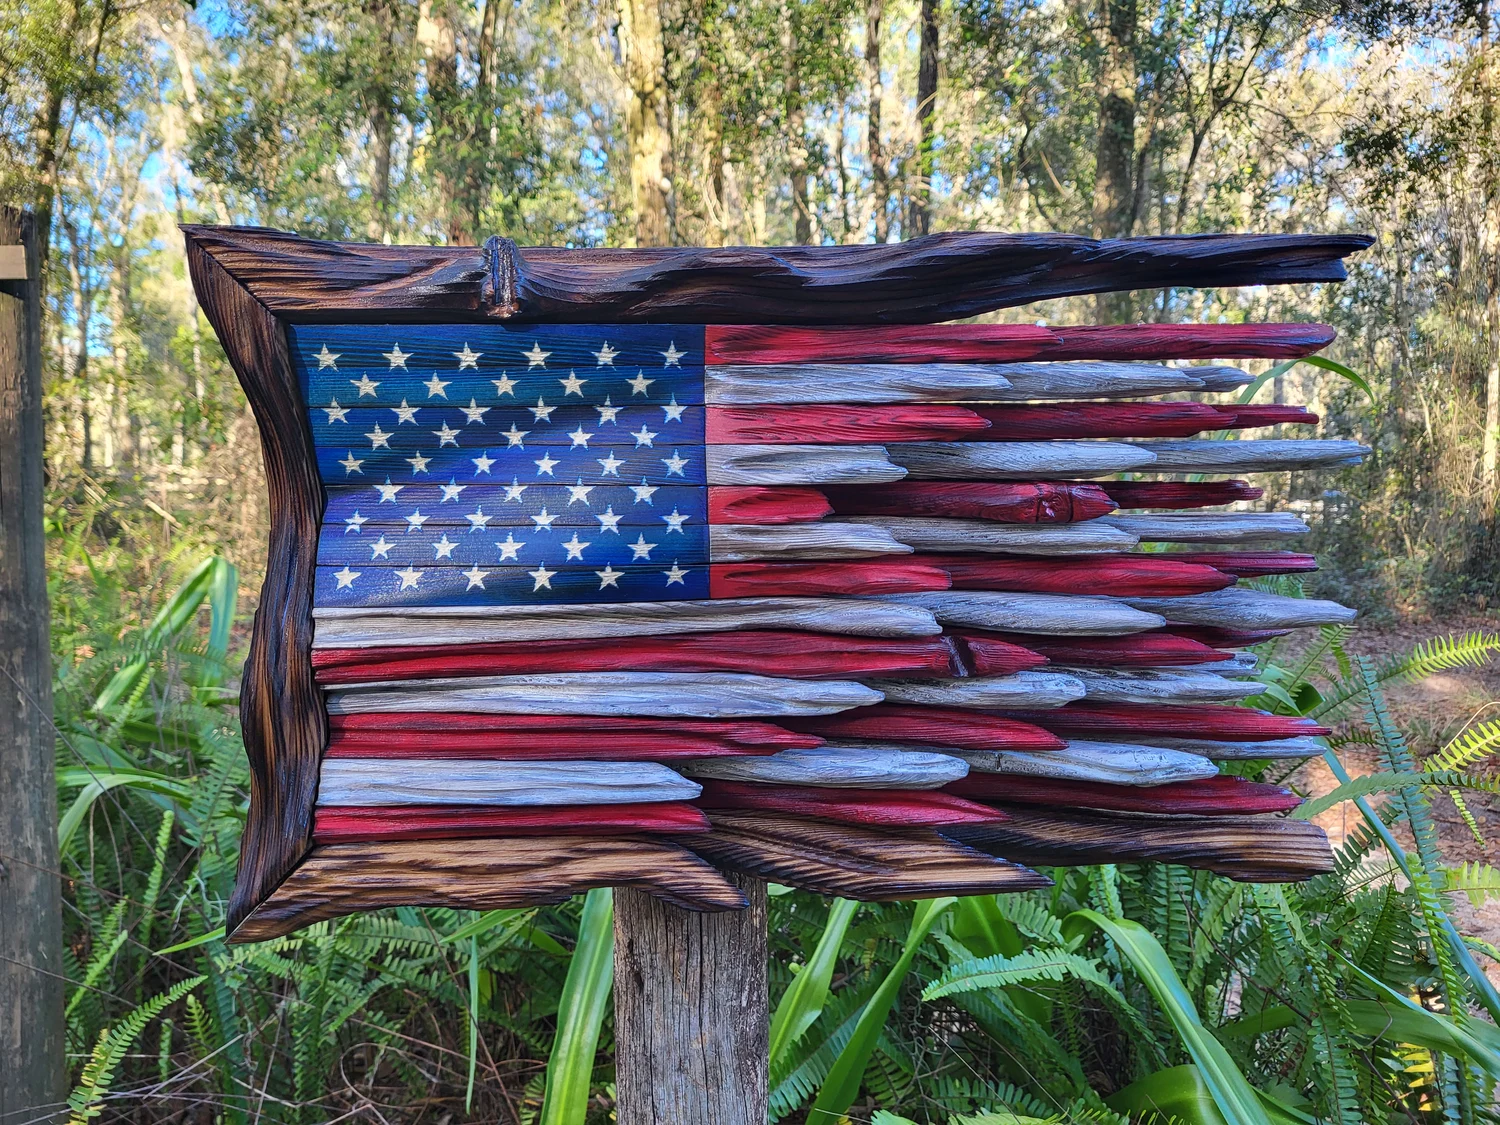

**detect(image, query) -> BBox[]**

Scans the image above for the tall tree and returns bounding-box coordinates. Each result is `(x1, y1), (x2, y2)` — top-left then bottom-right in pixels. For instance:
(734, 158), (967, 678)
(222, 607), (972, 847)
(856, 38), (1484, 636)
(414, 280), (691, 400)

(1092, 0), (1137, 239)
(911, 0), (940, 236)
(866, 0), (889, 240)
(419, 0), (470, 243)
(783, 0), (813, 243)
(620, 0), (673, 245)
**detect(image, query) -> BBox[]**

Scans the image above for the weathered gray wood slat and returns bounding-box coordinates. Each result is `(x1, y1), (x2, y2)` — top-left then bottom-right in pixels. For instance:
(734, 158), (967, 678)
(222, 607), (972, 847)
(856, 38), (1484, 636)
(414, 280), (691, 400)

(706, 444), (906, 484)
(1135, 736), (1326, 759)
(1101, 513), (1310, 542)
(1150, 651), (1261, 676)
(948, 740), (1220, 785)
(863, 672), (1086, 709)
(709, 523), (913, 561)
(682, 746), (970, 789)
(1191, 368), (1257, 392)
(980, 363), (1219, 400)
(317, 758), (701, 806)
(1121, 588), (1356, 629)
(324, 671), (884, 718)
(858, 517), (1138, 554)
(311, 597), (943, 647)
(888, 441), (1156, 479)
(1126, 439), (1371, 473)
(705, 364), (1018, 404)
(873, 591), (1167, 635)
(1049, 666), (1265, 703)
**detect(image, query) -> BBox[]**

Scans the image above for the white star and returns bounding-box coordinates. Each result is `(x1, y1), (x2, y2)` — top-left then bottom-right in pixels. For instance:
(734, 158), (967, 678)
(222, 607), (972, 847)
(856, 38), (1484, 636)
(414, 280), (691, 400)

(339, 452), (365, 475)
(596, 564), (622, 589)
(440, 479), (467, 502)
(375, 478), (404, 502)
(365, 423), (391, 449)
(503, 423), (529, 447)
(462, 564), (489, 589)
(660, 341), (683, 366)
(333, 565), (360, 589)
(529, 564), (555, 590)
(405, 510), (429, 532)
(662, 395), (686, 422)
(350, 374), (380, 397)
(662, 508), (689, 533)
(594, 341), (618, 366)
(391, 399), (419, 424)
(394, 565), (423, 589)
(662, 450), (689, 476)
(597, 452), (624, 476)
(316, 344), (341, 369)
(491, 373), (517, 397)
(632, 425), (658, 448)
(496, 533), (525, 560)
(502, 478), (528, 502)
(324, 399), (349, 423)
(629, 534), (656, 560)
(630, 480), (658, 504)
(424, 373), (451, 398)
(562, 533), (591, 560)
(627, 371), (654, 396)
(597, 506), (622, 533)
(432, 534), (458, 559)
(459, 399), (490, 424)
(596, 397), (622, 424)
(534, 453), (559, 476)
(471, 452), (496, 475)
(529, 397), (555, 422)
(383, 344), (410, 368)
(432, 422), (460, 447)
(344, 511), (368, 533)
(406, 452), (432, 473)
(369, 535), (393, 559)
(466, 507), (492, 531)
(531, 507), (557, 531)
(453, 343), (482, 369)
(523, 342), (550, 368)
(569, 425), (593, 448)
(663, 562), (688, 586)
(559, 370), (587, 395)
(566, 479), (595, 505)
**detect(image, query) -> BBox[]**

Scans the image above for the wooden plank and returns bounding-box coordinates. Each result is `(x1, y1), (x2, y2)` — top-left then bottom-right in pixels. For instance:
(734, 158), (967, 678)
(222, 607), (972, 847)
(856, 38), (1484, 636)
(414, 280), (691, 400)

(706, 363), (1017, 404)
(1039, 322), (1339, 360)
(312, 802), (712, 842)
(953, 630), (1231, 671)
(324, 731), (794, 760)
(324, 670), (884, 718)
(1126, 438), (1371, 473)
(864, 672), (1086, 709)
(1100, 512), (1310, 542)
(916, 554), (1235, 596)
(707, 561), (950, 598)
(0, 245), (26, 280)
(1050, 666), (1263, 703)
(946, 774), (1301, 816)
(786, 704), (1066, 752)
(230, 837), (750, 941)
(981, 363), (1215, 399)
(1122, 588), (1357, 629)
(694, 780), (1006, 828)
(683, 746), (970, 789)
(706, 443), (905, 484)
(682, 811), (1051, 899)
(316, 757), (702, 806)
(859, 517), (1137, 555)
(888, 440), (1157, 479)
(941, 633), (1050, 676)
(878, 590), (1167, 635)
(1130, 735), (1326, 759)
(705, 403), (990, 443)
(706, 323), (1057, 362)
(1165, 551), (1318, 577)
(994, 701), (1331, 741)
(1099, 480), (1263, 509)
(707, 486), (833, 524)
(708, 522), (914, 561)
(945, 740), (1220, 785)
(968, 401), (1237, 438)
(823, 481), (1117, 523)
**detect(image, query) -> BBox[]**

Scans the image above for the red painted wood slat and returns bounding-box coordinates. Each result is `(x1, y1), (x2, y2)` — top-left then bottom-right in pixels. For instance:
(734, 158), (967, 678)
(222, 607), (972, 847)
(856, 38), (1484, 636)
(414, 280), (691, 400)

(786, 704), (1067, 752)
(969, 401), (1235, 440)
(951, 629), (1228, 672)
(706, 561), (952, 599)
(822, 481), (1117, 523)
(994, 702), (1331, 741)
(946, 774), (1302, 816)
(1214, 404), (1319, 427)
(312, 802), (712, 843)
(1168, 625), (1292, 647)
(327, 713), (820, 749)
(1163, 552), (1318, 577)
(1042, 323), (1336, 360)
(706, 486), (833, 524)
(694, 780), (1008, 828)
(705, 404), (990, 444)
(703, 323), (1061, 364)
(913, 554), (1235, 597)
(1097, 480), (1264, 509)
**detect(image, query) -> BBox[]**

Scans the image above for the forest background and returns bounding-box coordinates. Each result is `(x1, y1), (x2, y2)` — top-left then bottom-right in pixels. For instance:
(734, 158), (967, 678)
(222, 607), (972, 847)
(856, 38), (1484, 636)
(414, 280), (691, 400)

(7, 0), (1500, 1120)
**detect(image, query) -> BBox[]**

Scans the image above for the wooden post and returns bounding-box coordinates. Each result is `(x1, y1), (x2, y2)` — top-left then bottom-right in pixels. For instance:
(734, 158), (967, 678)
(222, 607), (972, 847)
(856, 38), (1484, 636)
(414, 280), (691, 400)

(0, 208), (65, 1121)
(613, 873), (769, 1124)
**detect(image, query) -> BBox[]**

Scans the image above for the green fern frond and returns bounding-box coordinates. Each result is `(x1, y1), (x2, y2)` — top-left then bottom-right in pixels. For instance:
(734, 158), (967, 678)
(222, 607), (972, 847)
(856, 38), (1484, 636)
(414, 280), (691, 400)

(66, 975), (204, 1123)
(1428, 720), (1500, 774)
(1442, 862), (1500, 908)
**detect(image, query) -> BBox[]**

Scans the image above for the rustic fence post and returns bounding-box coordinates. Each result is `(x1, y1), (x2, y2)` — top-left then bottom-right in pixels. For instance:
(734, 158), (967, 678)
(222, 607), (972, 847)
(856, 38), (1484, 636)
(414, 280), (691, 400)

(0, 206), (65, 1123)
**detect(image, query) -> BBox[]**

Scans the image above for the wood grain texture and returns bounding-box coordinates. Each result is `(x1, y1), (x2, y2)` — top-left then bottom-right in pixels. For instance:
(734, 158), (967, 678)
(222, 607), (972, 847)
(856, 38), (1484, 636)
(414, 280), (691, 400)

(953, 629), (1230, 670)
(183, 225), (1369, 325)
(1153, 651), (1259, 675)
(185, 230), (326, 936)
(948, 807), (1334, 881)
(888, 440), (1157, 479)
(1167, 625), (1292, 647)
(316, 757), (702, 806)
(708, 522), (913, 561)
(917, 554), (1234, 596)
(878, 591), (1167, 635)
(230, 837), (750, 941)
(707, 561), (950, 598)
(1142, 736), (1326, 759)
(312, 802), (712, 842)
(969, 401), (1240, 438)
(1100, 512), (1310, 542)
(706, 443), (905, 484)
(945, 740), (1220, 785)
(943, 633), (1051, 676)
(706, 362), (1016, 404)
(1126, 438), (1371, 473)
(946, 774), (1301, 816)
(995, 701), (1331, 741)
(1038, 322), (1339, 360)
(683, 746), (970, 789)
(706, 324), (1056, 363)
(1122, 588), (1357, 629)
(1165, 551), (1318, 577)
(706, 486), (833, 524)
(614, 871), (767, 1125)
(860, 517), (1138, 555)
(787, 704), (1066, 752)
(694, 780), (1007, 827)
(312, 630), (963, 683)
(682, 811), (1051, 898)
(705, 403), (990, 443)
(1099, 480), (1263, 510)
(1049, 667), (1262, 703)
(822, 481), (1117, 523)
(864, 671), (1086, 709)
(978, 363), (1215, 399)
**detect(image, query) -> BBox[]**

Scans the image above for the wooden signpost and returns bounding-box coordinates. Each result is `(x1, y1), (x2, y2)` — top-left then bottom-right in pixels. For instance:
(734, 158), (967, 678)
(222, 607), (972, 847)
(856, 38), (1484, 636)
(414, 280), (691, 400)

(184, 224), (1370, 1122)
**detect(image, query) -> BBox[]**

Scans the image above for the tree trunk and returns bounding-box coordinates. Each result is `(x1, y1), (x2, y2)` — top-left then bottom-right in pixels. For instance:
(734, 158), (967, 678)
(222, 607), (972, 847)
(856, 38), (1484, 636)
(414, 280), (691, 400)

(783, 1), (812, 244)
(1483, 0), (1499, 504)
(1091, 0), (1137, 320)
(419, 0), (472, 245)
(365, 0), (400, 242)
(619, 0), (673, 247)
(613, 874), (768, 1125)
(911, 0), (939, 237)
(866, 0), (889, 242)
(0, 207), (65, 1125)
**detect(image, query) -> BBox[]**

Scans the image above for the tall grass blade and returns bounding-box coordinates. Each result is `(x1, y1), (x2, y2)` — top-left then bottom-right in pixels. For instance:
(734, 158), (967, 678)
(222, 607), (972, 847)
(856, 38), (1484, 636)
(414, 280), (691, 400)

(770, 898), (858, 1070)
(539, 888), (614, 1125)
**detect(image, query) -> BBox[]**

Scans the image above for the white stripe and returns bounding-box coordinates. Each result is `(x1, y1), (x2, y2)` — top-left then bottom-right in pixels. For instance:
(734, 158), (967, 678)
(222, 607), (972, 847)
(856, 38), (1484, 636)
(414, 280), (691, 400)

(1120, 588), (1356, 629)
(683, 745), (970, 789)
(1125, 439), (1371, 473)
(1046, 666), (1264, 703)
(1131, 736), (1326, 759)
(863, 671), (1086, 709)
(707, 444), (904, 485)
(887, 441), (1156, 479)
(317, 758), (699, 806)
(984, 363), (1227, 400)
(1099, 513), (1310, 542)
(709, 522), (912, 561)
(949, 740), (1220, 785)
(858, 516), (1137, 554)
(871, 591), (1166, 635)
(705, 364), (1016, 404)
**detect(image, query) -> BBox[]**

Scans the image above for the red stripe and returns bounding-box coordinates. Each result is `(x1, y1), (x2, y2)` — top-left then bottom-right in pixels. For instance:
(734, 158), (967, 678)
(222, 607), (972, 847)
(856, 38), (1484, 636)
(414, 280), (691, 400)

(708, 561), (951, 599)
(1214, 404), (1319, 427)
(1167, 625), (1291, 647)
(954, 630), (1228, 671)
(313, 630), (963, 682)
(327, 713), (818, 750)
(913, 554), (1234, 597)
(945, 775), (1301, 816)
(939, 633), (1048, 676)
(695, 780), (1008, 828)
(786, 704), (1066, 752)
(1042, 323), (1335, 360)
(994, 702), (1330, 741)
(968, 402), (1234, 440)
(1098, 480), (1263, 509)
(822, 481), (1117, 523)
(707, 486), (832, 524)
(705, 404), (989, 443)
(312, 802), (711, 843)
(324, 731), (795, 759)
(1164, 552), (1318, 577)
(704, 323), (1060, 364)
